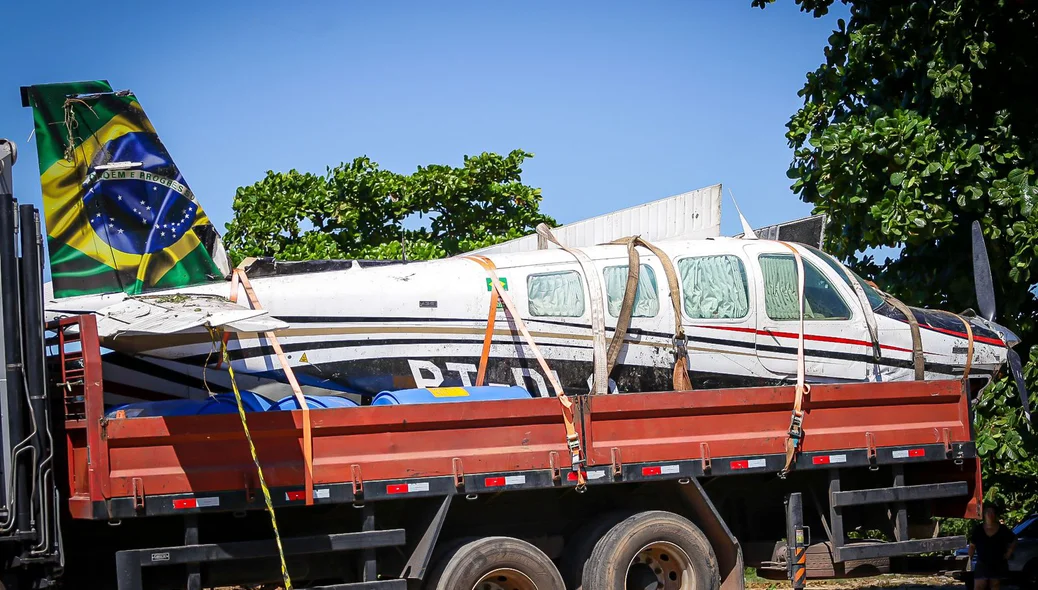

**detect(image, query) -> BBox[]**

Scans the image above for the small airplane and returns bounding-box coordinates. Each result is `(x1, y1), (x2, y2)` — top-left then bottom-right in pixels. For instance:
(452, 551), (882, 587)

(21, 81), (1031, 421)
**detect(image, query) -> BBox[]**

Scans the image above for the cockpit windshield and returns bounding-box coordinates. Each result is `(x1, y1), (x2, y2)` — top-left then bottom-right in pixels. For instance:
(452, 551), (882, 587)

(801, 245), (886, 310)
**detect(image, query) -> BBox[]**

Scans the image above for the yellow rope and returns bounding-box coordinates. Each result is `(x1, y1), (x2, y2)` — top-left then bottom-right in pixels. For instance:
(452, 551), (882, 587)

(219, 333), (292, 589)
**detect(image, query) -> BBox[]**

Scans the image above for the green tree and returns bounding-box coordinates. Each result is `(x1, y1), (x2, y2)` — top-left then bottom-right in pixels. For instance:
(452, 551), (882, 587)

(224, 149), (554, 265)
(753, 0), (1038, 519)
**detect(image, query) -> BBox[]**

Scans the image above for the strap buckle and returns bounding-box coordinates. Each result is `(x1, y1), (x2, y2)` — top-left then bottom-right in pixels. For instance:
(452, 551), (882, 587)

(566, 433), (587, 491)
(566, 434), (584, 469)
(787, 411), (805, 441)
(673, 335), (689, 357)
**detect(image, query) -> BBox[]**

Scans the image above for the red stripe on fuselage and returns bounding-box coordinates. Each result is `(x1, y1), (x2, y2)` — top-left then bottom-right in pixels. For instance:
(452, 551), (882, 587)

(695, 325), (914, 354)
(919, 324), (1003, 347)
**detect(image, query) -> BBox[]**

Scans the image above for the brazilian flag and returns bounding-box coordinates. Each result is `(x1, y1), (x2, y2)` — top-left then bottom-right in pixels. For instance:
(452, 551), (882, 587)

(22, 81), (230, 298)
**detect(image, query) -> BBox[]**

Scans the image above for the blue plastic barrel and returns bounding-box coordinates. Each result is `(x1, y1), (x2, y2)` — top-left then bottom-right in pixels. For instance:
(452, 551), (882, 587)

(274, 395), (359, 410)
(106, 391), (273, 418)
(105, 399), (209, 419)
(196, 391), (274, 415)
(213, 391), (274, 412)
(371, 386), (531, 406)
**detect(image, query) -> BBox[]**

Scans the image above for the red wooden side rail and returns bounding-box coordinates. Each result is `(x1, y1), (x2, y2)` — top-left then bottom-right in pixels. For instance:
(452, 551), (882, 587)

(50, 315), (109, 519)
(51, 315), (977, 520)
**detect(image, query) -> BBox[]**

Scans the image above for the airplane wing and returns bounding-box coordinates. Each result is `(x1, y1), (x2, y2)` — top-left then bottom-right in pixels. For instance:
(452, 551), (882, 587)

(94, 294), (288, 339)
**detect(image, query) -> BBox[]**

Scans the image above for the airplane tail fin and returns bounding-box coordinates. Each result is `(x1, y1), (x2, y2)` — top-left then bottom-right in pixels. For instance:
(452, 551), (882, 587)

(21, 81), (230, 299)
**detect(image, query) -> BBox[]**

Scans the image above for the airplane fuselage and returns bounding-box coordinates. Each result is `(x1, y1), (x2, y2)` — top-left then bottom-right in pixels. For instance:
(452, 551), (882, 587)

(46, 238), (1014, 404)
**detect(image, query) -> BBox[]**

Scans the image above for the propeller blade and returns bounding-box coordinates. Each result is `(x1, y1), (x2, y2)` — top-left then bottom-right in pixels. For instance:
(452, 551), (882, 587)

(1007, 349), (1033, 426)
(972, 221), (997, 322)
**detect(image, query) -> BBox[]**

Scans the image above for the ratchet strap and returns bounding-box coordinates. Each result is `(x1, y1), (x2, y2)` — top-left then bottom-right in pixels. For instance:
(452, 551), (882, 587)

(536, 224), (610, 394)
(464, 254), (587, 487)
(227, 267), (315, 506)
(610, 236), (692, 391)
(474, 278), (500, 387)
(885, 296), (925, 380)
(776, 241), (811, 478)
(605, 238), (641, 376)
(941, 311), (974, 380)
(835, 265), (882, 363)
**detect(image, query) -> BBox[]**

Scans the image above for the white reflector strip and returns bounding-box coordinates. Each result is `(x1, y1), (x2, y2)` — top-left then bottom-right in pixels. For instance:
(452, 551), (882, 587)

(893, 449), (925, 459)
(587, 470), (606, 480)
(504, 475), (526, 486)
(661, 465), (680, 474)
(315, 488), (330, 499)
(196, 497), (219, 508)
(388, 482), (431, 494)
(730, 458), (767, 470)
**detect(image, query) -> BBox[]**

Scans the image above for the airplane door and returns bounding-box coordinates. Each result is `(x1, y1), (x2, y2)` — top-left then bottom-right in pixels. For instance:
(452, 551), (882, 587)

(672, 252), (762, 389)
(750, 246), (868, 381)
(597, 257), (672, 392)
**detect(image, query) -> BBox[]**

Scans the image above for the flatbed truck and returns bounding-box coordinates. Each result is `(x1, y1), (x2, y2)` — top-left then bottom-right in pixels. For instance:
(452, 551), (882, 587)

(0, 138), (982, 589)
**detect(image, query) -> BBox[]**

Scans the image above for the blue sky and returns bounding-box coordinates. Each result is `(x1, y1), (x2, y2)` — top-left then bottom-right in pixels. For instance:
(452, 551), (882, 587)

(1, 1), (847, 245)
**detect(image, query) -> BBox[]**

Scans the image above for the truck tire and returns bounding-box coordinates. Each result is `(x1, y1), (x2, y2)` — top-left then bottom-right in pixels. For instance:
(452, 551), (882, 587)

(581, 511), (720, 590)
(559, 511), (634, 590)
(425, 536), (565, 590)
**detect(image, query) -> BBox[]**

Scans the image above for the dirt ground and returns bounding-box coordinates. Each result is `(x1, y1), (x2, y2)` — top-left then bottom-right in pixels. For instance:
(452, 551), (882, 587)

(243, 573), (990, 589)
(744, 574), (984, 589)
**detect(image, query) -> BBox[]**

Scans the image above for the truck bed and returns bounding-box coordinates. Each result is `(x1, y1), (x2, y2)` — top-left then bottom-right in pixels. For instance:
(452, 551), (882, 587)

(56, 316), (981, 522)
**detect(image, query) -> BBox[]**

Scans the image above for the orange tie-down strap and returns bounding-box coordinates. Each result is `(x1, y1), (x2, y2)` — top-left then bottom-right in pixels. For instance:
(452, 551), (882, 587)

(775, 241), (811, 478)
(463, 255), (587, 488)
(227, 267), (315, 505)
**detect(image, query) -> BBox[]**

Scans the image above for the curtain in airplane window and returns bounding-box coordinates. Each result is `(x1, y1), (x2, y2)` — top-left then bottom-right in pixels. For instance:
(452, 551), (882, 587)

(603, 265), (660, 317)
(759, 254), (801, 320)
(527, 271), (585, 317)
(760, 254), (851, 320)
(678, 255), (749, 319)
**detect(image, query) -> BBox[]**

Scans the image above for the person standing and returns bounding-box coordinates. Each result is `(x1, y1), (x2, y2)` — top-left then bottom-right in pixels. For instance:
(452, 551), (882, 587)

(967, 504), (1017, 590)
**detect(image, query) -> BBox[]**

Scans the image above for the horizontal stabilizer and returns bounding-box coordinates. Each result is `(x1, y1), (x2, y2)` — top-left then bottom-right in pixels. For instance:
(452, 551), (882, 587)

(95, 294), (287, 339)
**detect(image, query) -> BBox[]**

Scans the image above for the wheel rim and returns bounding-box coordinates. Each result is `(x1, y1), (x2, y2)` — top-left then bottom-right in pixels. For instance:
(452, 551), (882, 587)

(627, 541), (696, 590)
(472, 567), (539, 590)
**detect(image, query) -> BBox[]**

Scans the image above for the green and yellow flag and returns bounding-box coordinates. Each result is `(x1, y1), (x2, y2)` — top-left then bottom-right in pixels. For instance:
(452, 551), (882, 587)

(22, 81), (230, 298)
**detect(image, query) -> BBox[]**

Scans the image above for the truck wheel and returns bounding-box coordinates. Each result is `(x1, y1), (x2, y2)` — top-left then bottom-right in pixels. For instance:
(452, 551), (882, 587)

(581, 511), (720, 590)
(425, 536), (565, 590)
(559, 511), (634, 589)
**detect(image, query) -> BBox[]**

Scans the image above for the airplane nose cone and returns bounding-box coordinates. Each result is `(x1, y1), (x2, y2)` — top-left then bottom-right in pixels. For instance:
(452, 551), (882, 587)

(1002, 327), (1021, 349)
(975, 318), (1020, 348)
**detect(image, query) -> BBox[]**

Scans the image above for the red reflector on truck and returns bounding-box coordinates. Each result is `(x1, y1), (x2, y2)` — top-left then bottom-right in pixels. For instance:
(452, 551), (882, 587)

(642, 466), (662, 476)
(485, 475), (526, 487)
(893, 448), (926, 459)
(386, 482), (430, 495)
(172, 497), (218, 509)
(730, 459), (767, 470)
(285, 491), (305, 501)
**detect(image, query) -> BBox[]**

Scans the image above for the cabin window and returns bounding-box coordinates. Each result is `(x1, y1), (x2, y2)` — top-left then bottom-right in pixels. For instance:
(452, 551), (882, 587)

(527, 271), (585, 317)
(678, 255), (750, 319)
(758, 254), (852, 320)
(603, 265), (659, 318)
(802, 244), (886, 310)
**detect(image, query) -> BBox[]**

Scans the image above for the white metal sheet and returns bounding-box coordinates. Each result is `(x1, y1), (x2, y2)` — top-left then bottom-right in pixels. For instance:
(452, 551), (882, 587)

(471, 184), (722, 254)
(94, 294), (288, 339)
